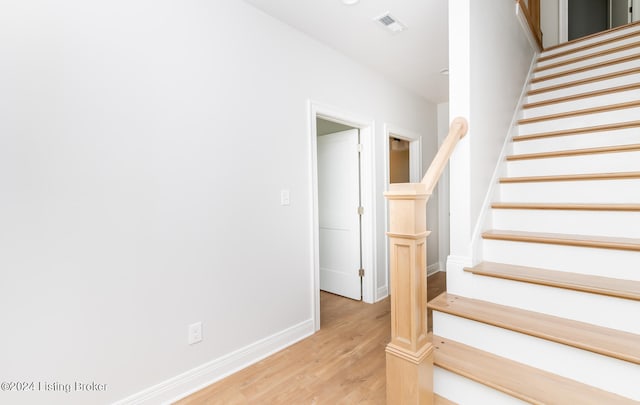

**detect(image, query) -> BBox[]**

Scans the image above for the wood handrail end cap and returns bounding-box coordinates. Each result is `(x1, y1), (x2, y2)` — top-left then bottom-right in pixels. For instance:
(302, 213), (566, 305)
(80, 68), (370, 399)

(451, 117), (469, 139)
(385, 183), (430, 198)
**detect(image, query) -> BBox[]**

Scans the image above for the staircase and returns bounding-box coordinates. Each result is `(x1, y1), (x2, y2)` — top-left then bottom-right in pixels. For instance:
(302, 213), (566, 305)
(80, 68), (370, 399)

(429, 23), (640, 404)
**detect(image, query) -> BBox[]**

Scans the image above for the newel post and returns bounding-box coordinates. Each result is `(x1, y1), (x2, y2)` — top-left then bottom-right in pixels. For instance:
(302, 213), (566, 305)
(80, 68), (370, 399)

(384, 182), (433, 405)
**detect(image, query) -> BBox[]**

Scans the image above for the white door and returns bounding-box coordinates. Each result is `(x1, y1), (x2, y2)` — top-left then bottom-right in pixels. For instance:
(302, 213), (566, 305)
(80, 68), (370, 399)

(318, 129), (361, 300)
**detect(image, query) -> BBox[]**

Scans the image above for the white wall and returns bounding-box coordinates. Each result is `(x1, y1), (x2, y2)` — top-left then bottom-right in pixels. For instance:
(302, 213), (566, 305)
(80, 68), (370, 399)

(0, 1), (436, 404)
(448, 0), (535, 269)
(422, 111), (441, 273)
(437, 102), (451, 271)
(541, 0), (561, 48)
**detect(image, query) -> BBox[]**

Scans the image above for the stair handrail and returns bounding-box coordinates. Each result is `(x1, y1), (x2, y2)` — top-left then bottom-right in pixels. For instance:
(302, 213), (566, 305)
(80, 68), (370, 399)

(516, 0), (543, 50)
(384, 116), (468, 404)
(421, 116), (469, 195)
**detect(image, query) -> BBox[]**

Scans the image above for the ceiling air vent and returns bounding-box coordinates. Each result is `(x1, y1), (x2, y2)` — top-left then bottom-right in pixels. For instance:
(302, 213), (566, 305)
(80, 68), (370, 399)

(375, 13), (406, 33)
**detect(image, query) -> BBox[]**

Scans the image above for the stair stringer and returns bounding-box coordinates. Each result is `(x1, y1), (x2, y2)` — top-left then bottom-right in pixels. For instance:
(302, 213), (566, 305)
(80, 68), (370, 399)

(468, 54), (539, 266)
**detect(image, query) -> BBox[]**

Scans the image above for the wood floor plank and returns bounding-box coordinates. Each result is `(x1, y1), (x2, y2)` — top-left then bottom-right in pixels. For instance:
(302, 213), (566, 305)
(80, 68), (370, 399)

(465, 261), (640, 301)
(431, 334), (636, 405)
(175, 274), (447, 404)
(428, 293), (640, 364)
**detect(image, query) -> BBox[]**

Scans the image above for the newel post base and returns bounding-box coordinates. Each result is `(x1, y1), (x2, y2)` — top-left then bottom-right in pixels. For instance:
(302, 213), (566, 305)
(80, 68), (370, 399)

(386, 343), (434, 404)
(384, 183), (433, 405)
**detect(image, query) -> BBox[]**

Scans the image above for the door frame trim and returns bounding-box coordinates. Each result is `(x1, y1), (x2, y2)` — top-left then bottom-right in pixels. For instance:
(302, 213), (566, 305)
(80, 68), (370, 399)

(382, 124), (423, 301)
(308, 100), (376, 331)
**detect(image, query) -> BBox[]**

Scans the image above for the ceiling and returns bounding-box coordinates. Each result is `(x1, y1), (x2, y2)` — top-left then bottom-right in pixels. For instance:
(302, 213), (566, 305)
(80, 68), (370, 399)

(244, 0), (449, 103)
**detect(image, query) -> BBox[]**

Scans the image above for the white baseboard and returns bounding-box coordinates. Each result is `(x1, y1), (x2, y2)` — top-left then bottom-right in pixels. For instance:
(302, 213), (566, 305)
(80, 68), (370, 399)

(376, 285), (389, 301)
(427, 263), (440, 277)
(113, 319), (315, 405)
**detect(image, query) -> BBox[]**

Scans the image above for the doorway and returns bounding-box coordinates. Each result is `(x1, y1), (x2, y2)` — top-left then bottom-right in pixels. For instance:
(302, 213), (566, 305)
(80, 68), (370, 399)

(389, 137), (411, 184)
(383, 125), (422, 298)
(567, 0), (632, 41)
(309, 102), (376, 332)
(316, 119), (362, 301)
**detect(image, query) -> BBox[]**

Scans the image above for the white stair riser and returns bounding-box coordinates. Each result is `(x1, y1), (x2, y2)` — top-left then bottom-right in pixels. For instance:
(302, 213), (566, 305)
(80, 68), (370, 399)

(467, 271), (640, 334)
(433, 312), (640, 401)
(531, 58), (640, 89)
(522, 89), (640, 119)
(537, 36), (640, 67)
(512, 128), (640, 154)
(433, 367), (528, 405)
(507, 151), (640, 177)
(533, 48), (640, 79)
(499, 179), (640, 203)
(540, 25), (640, 58)
(527, 72), (640, 103)
(518, 107), (640, 135)
(492, 208), (640, 238)
(482, 239), (640, 281)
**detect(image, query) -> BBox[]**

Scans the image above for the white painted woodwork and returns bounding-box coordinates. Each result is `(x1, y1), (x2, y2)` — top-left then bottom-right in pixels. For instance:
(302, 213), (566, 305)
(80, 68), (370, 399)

(522, 89), (640, 118)
(482, 238), (640, 281)
(499, 178), (640, 203)
(530, 58), (640, 89)
(433, 312), (640, 401)
(540, 24), (640, 58)
(517, 106), (640, 134)
(506, 150), (640, 177)
(527, 71), (640, 102)
(465, 270), (640, 334)
(433, 367), (528, 405)
(437, 22), (640, 404)
(512, 127), (640, 154)
(537, 35), (640, 67)
(492, 207), (640, 238)
(533, 48), (640, 78)
(318, 129), (361, 300)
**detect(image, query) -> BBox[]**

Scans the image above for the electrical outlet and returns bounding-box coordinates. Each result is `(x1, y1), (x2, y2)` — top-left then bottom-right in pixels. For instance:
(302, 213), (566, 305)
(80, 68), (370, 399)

(188, 322), (202, 345)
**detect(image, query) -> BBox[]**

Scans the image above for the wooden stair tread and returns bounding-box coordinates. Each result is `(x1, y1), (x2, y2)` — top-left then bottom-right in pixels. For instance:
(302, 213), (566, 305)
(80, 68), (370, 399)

(518, 100), (640, 125)
(528, 67), (640, 96)
(538, 29), (640, 63)
(482, 229), (640, 252)
(543, 20), (640, 53)
(491, 202), (640, 211)
(535, 41), (640, 73)
(434, 393), (457, 405)
(507, 143), (640, 160)
(513, 120), (640, 141)
(431, 334), (636, 405)
(523, 83), (640, 109)
(428, 293), (640, 365)
(500, 171), (640, 183)
(531, 53), (640, 84)
(465, 261), (640, 301)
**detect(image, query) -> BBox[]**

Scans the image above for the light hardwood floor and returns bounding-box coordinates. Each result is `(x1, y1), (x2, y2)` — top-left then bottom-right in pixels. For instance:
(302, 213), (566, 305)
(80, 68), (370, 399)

(176, 272), (447, 405)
